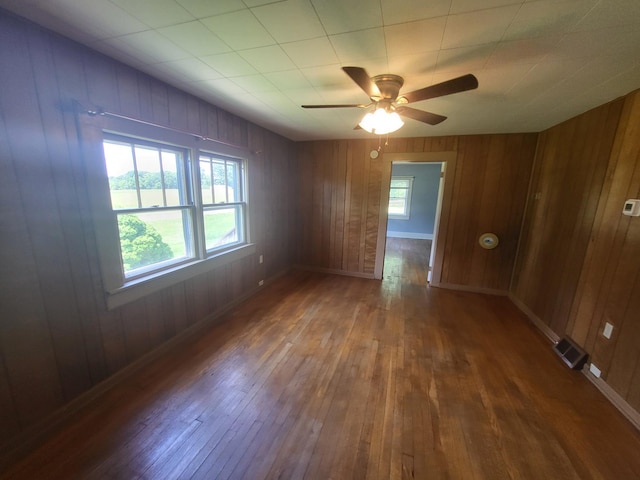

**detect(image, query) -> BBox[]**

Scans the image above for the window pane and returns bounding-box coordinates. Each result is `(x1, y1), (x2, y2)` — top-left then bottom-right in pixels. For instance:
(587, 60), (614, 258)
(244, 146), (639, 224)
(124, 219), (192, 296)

(389, 188), (407, 198)
(117, 210), (191, 277)
(388, 199), (406, 215)
(390, 178), (410, 188)
(161, 151), (181, 206)
(200, 155), (243, 206)
(134, 146), (163, 208)
(203, 206), (241, 250)
(200, 160), (213, 204)
(225, 161), (238, 202)
(104, 141), (138, 209)
(212, 159), (226, 203)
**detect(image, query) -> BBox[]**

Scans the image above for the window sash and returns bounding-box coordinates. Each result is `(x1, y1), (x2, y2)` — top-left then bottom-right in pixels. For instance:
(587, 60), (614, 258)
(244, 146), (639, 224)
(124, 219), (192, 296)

(388, 176), (413, 219)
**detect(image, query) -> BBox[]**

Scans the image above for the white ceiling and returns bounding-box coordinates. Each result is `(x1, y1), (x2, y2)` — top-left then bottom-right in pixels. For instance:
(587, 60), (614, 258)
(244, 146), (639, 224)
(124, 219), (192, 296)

(2, 0), (640, 141)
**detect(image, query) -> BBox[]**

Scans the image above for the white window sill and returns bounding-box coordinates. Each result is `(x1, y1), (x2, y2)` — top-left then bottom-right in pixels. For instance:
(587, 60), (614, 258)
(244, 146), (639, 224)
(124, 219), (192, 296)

(106, 243), (256, 310)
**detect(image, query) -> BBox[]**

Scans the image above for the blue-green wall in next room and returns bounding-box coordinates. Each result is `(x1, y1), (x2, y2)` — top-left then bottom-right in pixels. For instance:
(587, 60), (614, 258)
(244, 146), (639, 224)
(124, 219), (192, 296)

(387, 162), (441, 239)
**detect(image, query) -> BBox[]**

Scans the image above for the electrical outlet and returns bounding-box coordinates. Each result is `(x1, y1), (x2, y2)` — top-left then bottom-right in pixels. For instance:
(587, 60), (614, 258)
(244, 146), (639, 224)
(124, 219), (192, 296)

(589, 363), (602, 378)
(603, 322), (614, 339)
(259, 254), (263, 264)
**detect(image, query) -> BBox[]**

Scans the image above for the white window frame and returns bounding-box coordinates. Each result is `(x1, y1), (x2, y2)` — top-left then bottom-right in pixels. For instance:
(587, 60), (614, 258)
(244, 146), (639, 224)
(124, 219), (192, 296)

(79, 113), (255, 310)
(388, 176), (414, 220)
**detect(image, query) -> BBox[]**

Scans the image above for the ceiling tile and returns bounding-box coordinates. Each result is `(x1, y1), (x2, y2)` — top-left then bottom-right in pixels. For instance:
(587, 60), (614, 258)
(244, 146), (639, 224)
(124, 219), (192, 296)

(507, 57), (585, 98)
(554, 24), (640, 59)
(106, 30), (191, 64)
(485, 35), (561, 68)
(238, 45), (297, 72)
(200, 52), (259, 77)
(573, 0), (640, 30)
(176, 0), (246, 18)
(329, 28), (387, 64)
(190, 77), (248, 96)
(471, 63), (533, 96)
(281, 37), (339, 69)
(502, 0), (597, 41)
(311, 0), (382, 35)
(384, 16), (448, 56)
(450, 0), (522, 15)
(442, 5), (521, 49)
(201, 10), (275, 50)
(231, 74), (278, 93)
(157, 21), (231, 57)
(300, 65), (351, 87)
(381, 0), (452, 25)
(283, 87), (329, 104)
(264, 70), (313, 90)
(251, 0), (326, 43)
(152, 57), (223, 82)
(435, 44), (495, 75)
(109, 0), (194, 28)
(388, 52), (439, 83)
(243, 0), (288, 7)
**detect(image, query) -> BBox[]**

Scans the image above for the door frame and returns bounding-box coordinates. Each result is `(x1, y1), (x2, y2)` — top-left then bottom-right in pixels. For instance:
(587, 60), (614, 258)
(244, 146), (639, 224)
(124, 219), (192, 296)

(374, 151), (457, 285)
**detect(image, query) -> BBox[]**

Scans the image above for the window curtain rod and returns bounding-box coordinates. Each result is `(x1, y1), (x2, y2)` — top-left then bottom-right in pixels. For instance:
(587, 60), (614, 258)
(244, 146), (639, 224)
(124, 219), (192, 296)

(76, 101), (257, 154)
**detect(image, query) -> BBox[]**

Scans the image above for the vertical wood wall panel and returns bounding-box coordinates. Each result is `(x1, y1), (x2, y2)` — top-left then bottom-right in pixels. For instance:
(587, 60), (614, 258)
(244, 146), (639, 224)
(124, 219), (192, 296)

(0, 15), (67, 427)
(297, 134), (536, 289)
(0, 11), (297, 455)
(511, 98), (625, 335)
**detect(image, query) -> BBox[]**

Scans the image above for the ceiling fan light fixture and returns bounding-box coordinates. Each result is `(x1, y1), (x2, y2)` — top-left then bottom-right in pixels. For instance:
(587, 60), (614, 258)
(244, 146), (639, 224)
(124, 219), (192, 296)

(359, 108), (404, 135)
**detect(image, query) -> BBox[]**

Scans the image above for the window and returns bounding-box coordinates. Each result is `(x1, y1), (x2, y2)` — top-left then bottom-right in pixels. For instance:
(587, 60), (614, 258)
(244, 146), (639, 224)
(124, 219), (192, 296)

(198, 153), (246, 252)
(388, 176), (414, 219)
(104, 135), (194, 279)
(82, 114), (254, 309)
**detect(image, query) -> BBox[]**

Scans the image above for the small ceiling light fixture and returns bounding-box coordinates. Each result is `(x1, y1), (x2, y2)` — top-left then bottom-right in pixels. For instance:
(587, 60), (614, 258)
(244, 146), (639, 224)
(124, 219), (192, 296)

(359, 106), (404, 135)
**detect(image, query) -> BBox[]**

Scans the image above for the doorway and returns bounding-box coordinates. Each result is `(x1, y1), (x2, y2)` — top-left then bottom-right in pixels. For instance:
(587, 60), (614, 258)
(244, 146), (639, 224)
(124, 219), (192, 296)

(384, 161), (441, 282)
(374, 151), (456, 285)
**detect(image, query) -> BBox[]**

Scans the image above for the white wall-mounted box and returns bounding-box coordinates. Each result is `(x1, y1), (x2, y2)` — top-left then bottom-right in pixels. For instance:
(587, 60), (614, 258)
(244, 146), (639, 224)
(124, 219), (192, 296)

(623, 199), (640, 216)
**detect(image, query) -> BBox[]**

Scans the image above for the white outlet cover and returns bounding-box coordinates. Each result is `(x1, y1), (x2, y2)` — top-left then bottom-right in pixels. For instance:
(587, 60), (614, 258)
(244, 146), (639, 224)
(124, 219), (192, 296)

(603, 322), (614, 339)
(589, 363), (602, 378)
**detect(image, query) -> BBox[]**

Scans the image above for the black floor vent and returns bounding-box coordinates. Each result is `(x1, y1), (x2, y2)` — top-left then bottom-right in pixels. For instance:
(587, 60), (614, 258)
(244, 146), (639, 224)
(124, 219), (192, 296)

(553, 337), (588, 370)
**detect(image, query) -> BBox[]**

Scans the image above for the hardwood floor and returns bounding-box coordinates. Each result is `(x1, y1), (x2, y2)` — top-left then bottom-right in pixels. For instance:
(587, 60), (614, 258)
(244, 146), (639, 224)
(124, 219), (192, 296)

(3, 238), (640, 479)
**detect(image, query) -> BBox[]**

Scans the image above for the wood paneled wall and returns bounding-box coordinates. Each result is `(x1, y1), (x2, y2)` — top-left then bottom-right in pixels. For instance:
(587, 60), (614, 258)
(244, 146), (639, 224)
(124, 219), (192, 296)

(512, 90), (640, 413)
(296, 134), (537, 291)
(0, 12), (296, 454)
(568, 91), (640, 410)
(511, 98), (625, 335)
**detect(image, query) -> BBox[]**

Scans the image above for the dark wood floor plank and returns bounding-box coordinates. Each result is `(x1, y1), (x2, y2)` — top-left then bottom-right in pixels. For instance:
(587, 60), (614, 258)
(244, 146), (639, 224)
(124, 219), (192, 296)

(3, 238), (640, 480)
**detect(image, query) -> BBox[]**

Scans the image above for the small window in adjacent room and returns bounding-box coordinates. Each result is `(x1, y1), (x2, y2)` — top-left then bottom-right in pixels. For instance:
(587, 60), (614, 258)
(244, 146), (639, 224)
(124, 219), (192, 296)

(388, 176), (414, 219)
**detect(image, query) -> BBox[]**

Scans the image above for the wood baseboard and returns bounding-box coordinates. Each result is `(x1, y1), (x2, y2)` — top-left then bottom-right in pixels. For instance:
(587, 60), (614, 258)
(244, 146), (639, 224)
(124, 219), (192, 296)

(0, 269), (289, 471)
(293, 264), (376, 280)
(431, 282), (508, 296)
(507, 293), (560, 343)
(583, 366), (640, 431)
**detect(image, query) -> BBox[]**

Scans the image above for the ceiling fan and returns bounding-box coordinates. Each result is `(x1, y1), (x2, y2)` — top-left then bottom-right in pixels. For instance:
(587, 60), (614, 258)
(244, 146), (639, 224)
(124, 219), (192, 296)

(302, 66), (478, 134)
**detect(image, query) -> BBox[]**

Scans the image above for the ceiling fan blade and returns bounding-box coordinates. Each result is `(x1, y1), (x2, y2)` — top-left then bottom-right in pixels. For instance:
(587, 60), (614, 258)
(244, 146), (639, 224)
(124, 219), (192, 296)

(342, 66), (381, 99)
(302, 104), (367, 108)
(396, 106), (447, 125)
(402, 74), (478, 104)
